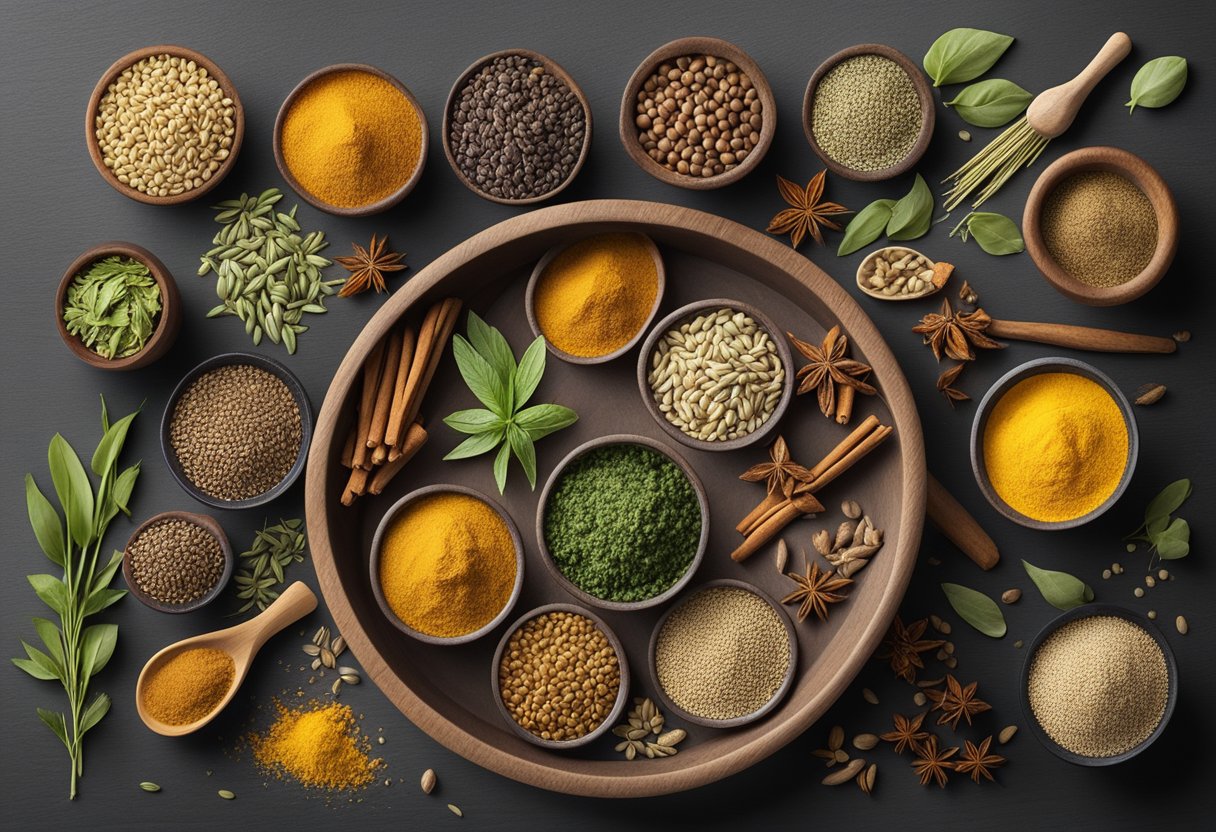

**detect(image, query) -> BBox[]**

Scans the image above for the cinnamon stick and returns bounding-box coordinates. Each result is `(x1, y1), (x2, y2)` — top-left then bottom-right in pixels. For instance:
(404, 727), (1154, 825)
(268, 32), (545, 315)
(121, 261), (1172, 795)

(384, 324), (419, 447)
(927, 474), (1000, 570)
(736, 492), (784, 534)
(366, 327), (403, 449)
(391, 297), (462, 460)
(340, 426), (356, 469)
(340, 467), (370, 506)
(387, 301), (443, 448)
(807, 425), (893, 493)
(352, 340), (386, 470)
(835, 384), (856, 426)
(731, 502), (803, 562)
(369, 421), (428, 495)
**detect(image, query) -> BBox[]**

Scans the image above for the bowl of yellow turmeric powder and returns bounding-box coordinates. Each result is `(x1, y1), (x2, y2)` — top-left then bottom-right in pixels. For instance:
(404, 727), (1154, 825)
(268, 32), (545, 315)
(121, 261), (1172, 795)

(971, 357), (1139, 530)
(369, 484), (524, 645)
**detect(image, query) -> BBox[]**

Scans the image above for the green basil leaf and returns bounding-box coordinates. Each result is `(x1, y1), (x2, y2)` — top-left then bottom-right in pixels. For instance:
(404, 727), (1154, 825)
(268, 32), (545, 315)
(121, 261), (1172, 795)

(507, 423), (538, 490)
(512, 336), (547, 410)
(1127, 56), (1188, 112)
(964, 212), (1025, 255)
(886, 175), (933, 241)
(451, 334), (509, 418)
(443, 408), (505, 435)
(923, 28), (1015, 87)
(837, 199), (896, 256)
(112, 463), (140, 517)
(1153, 517), (1190, 559)
(32, 617), (64, 666)
(492, 441), (511, 495)
(1023, 560), (1093, 610)
(81, 623), (118, 676)
(48, 434), (95, 549)
(90, 407), (139, 478)
(514, 404), (579, 441)
(1143, 479), (1192, 530)
(21, 640), (62, 681)
(443, 429), (505, 461)
(940, 583), (1006, 637)
(28, 574), (69, 617)
(36, 708), (70, 750)
(83, 587), (127, 617)
(464, 310), (516, 383)
(25, 474), (65, 567)
(13, 656), (59, 681)
(944, 78), (1032, 127)
(79, 693), (111, 736)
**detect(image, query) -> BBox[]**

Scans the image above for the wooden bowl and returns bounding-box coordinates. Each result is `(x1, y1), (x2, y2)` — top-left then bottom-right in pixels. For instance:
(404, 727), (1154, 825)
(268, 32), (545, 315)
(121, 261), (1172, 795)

(524, 233), (666, 364)
(55, 242), (181, 370)
(855, 245), (945, 302)
(85, 45), (244, 205)
(802, 44), (934, 182)
(535, 434), (709, 612)
(368, 484), (525, 645)
(160, 353), (313, 510)
(637, 298), (795, 452)
(1020, 604), (1177, 766)
(442, 49), (592, 205)
(619, 37), (776, 190)
(122, 511), (233, 614)
(648, 579), (798, 728)
(490, 603), (630, 750)
(273, 64), (429, 216)
(1023, 146), (1178, 306)
(970, 357), (1138, 530)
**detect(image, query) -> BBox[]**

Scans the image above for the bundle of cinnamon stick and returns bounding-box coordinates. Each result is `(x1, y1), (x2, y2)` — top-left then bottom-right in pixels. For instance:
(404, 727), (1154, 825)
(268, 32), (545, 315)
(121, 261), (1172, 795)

(730, 415), (893, 562)
(341, 297), (462, 505)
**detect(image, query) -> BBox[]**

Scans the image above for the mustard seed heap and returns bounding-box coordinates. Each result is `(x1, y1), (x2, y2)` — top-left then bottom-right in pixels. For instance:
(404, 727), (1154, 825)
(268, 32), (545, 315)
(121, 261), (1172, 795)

(126, 518), (226, 605)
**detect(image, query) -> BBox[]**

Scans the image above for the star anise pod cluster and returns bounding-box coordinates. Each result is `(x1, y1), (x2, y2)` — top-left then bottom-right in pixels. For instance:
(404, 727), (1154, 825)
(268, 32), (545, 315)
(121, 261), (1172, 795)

(767, 171), (851, 248)
(926, 674), (992, 730)
(936, 363), (970, 408)
(912, 298), (1005, 361)
(335, 233), (407, 297)
(880, 712), (930, 755)
(953, 736), (1005, 783)
(739, 435), (813, 498)
(781, 559), (852, 623)
(911, 735), (957, 788)
(788, 326), (876, 418)
(876, 617), (944, 684)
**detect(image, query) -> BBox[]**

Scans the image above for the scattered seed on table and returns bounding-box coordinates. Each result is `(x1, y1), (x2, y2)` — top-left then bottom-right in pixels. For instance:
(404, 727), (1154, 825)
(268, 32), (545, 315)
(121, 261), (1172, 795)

(1176, 616), (1188, 635)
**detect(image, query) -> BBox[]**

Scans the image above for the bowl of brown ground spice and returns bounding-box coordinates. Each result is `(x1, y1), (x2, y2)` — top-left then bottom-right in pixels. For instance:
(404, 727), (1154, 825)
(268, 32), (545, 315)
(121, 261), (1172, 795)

(1023, 146), (1179, 306)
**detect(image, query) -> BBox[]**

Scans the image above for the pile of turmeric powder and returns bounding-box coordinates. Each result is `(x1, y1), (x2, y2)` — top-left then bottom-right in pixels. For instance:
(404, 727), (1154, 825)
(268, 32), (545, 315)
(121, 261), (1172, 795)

(248, 699), (381, 790)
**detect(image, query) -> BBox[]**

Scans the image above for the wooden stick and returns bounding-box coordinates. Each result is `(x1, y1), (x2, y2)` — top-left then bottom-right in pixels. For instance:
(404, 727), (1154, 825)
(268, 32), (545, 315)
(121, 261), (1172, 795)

(352, 340), (386, 470)
(369, 421), (428, 495)
(384, 324), (418, 447)
(386, 302), (443, 448)
(366, 328), (403, 449)
(391, 298), (462, 459)
(340, 426), (356, 469)
(340, 467), (370, 506)
(927, 474), (1000, 570)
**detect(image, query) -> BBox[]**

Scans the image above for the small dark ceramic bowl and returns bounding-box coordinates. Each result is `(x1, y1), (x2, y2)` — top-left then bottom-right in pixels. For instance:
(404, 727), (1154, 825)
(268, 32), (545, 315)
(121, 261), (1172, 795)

(803, 43), (935, 182)
(369, 484), (525, 646)
(970, 357), (1138, 530)
(55, 242), (181, 371)
(160, 353), (313, 510)
(649, 579), (798, 729)
(122, 511), (233, 613)
(636, 298), (794, 453)
(524, 232), (666, 365)
(490, 603), (630, 750)
(273, 63), (429, 216)
(535, 434), (710, 612)
(1020, 603), (1177, 766)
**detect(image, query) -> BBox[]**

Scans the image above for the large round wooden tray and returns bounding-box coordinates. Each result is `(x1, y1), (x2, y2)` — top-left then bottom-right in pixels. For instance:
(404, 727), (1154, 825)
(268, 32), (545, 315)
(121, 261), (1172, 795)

(306, 200), (925, 797)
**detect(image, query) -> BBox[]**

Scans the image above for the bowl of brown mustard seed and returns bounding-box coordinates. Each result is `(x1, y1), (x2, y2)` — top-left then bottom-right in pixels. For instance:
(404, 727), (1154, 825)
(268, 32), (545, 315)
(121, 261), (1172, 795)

(122, 511), (233, 613)
(161, 353), (312, 509)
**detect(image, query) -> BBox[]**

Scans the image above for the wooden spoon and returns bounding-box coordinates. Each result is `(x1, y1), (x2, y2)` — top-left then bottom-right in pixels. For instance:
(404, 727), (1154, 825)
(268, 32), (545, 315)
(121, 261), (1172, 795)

(135, 581), (317, 736)
(1027, 33), (1132, 139)
(987, 319), (1176, 354)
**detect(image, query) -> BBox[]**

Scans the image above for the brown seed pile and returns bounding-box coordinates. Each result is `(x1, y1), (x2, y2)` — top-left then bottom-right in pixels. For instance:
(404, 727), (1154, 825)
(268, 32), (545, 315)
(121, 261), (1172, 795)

(95, 53), (236, 197)
(635, 54), (762, 178)
(127, 519), (226, 605)
(498, 611), (621, 742)
(811, 54), (922, 172)
(655, 586), (790, 720)
(1028, 615), (1169, 757)
(1042, 170), (1158, 287)
(169, 364), (302, 501)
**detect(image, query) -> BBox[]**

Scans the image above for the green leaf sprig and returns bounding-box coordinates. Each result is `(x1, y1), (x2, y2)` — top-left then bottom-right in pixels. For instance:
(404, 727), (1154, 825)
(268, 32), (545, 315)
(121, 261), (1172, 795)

(945, 78), (1032, 127)
(1126, 57), (1188, 113)
(14, 396), (141, 799)
(941, 582), (1006, 637)
(1022, 560), (1094, 610)
(443, 312), (578, 493)
(232, 519), (306, 614)
(837, 175), (934, 256)
(1126, 478), (1192, 561)
(949, 211), (1025, 255)
(923, 28), (1015, 87)
(62, 256), (161, 360)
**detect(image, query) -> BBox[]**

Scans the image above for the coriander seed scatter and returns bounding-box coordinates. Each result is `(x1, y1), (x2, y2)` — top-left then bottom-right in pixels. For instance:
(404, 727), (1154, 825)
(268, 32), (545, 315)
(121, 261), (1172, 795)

(811, 53), (923, 173)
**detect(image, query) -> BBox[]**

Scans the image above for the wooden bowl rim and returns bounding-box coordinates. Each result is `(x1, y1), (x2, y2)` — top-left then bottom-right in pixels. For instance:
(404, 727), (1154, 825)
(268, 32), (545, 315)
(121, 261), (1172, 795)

(367, 483), (526, 645)
(1018, 603), (1177, 766)
(121, 510), (233, 614)
(1022, 145), (1179, 307)
(802, 43), (935, 182)
(617, 36), (777, 190)
(442, 48), (593, 206)
(54, 241), (181, 370)
(969, 356), (1139, 531)
(272, 63), (430, 216)
(854, 245), (944, 302)
(635, 297), (795, 452)
(523, 232), (667, 364)
(490, 602), (631, 750)
(647, 579), (798, 728)
(85, 44), (244, 205)
(160, 352), (314, 510)
(534, 433), (710, 612)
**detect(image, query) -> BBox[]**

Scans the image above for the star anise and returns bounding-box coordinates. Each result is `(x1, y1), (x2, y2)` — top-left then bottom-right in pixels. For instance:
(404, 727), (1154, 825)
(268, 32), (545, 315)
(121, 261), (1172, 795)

(781, 560), (852, 623)
(912, 298), (1005, 361)
(912, 735), (957, 788)
(880, 712), (931, 755)
(739, 435), (814, 498)
(953, 736), (1005, 783)
(925, 675), (992, 730)
(334, 234), (407, 297)
(767, 171), (851, 248)
(876, 617), (944, 684)
(787, 326), (876, 418)
(959, 279), (978, 305)
(936, 363), (970, 408)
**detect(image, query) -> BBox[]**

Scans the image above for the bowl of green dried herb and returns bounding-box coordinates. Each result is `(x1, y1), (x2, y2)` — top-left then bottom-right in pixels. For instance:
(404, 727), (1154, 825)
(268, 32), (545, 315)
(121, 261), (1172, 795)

(55, 241), (181, 370)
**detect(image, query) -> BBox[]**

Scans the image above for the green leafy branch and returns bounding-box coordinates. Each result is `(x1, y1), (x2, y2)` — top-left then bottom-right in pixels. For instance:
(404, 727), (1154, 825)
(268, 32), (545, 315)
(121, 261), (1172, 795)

(1126, 479), (1192, 562)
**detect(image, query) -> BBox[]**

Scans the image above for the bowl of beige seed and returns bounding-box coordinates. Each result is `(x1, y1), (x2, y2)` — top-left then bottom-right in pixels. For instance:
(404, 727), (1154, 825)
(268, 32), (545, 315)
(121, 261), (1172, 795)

(86, 45), (244, 205)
